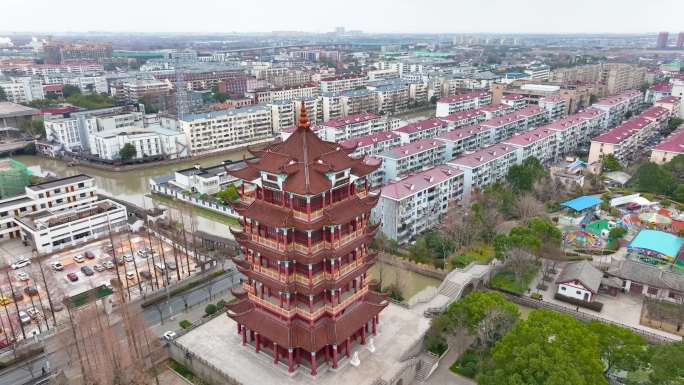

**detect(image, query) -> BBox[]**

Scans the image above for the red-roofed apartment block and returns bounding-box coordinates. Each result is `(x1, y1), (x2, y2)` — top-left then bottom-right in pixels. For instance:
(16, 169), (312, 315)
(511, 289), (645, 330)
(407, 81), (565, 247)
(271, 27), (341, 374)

(435, 91), (492, 117)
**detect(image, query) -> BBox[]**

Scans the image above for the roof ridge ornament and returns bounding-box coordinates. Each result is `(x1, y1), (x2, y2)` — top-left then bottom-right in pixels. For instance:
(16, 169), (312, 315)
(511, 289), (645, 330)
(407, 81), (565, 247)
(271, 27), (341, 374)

(298, 100), (310, 130)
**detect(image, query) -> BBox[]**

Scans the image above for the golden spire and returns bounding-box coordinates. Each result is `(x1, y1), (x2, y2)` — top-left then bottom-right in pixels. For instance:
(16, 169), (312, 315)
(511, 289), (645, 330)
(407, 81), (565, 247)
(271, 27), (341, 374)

(298, 100), (310, 130)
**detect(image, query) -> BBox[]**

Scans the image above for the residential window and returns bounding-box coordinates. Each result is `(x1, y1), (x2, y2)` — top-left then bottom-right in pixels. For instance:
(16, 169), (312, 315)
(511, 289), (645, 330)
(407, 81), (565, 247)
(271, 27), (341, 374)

(576, 291), (581, 295)
(560, 286), (566, 291)
(647, 287), (658, 296)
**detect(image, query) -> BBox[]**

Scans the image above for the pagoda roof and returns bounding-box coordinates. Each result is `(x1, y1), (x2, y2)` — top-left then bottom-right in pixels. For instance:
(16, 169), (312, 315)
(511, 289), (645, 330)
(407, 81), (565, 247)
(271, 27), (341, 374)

(232, 193), (379, 230)
(230, 223), (381, 264)
(229, 101), (380, 195)
(226, 290), (387, 352)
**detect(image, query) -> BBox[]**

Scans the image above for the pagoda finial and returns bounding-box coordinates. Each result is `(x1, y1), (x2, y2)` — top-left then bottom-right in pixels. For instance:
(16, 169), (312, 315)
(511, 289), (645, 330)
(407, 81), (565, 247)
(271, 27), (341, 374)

(298, 101), (310, 130)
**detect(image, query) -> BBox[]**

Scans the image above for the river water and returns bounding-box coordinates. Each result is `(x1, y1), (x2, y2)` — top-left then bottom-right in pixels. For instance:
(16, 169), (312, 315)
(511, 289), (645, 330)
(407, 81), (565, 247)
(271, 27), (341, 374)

(14, 152), (247, 236)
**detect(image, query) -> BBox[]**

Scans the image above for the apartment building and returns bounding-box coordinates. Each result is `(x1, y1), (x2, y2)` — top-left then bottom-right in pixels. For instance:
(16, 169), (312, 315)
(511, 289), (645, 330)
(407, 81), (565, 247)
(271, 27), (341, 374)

(156, 70), (245, 91)
(269, 101), (295, 133)
(645, 83), (672, 104)
(654, 96), (682, 117)
(321, 92), (344, 121)
(179, 106), (274, 155)
(121, 79), (172, 102)
(91, 126), (188, 161)
(503, 127), (559, 165)
(480, 105), (546, 142)
(447, 143), (519, 201)
(592, 90), (643, 128)
(0, 77), (44, 103)
(43, 74), (108, 94)
(320, 74), (368, 93)
(370, 83), (409, 114)
(0, 62), (104, 77)
(491, 81), (603, 115)
(394, 118), (449, 144)
(436, 125), (493, 159)
(44, 118), (82, 150)
(368, 68), (400, 81)
(501, 93), (528, 110)
(318, 112), (385, 142)
(438, 109), (489, 131)
(524, 64), (551, 81)
(267, 83), (319, 103)
(340, 89), (379, 116)
(551, 63), (647, 95)
(294, 97), (323, 125)
(542, 107), (608, 157)
(538, 96), (567, 121)
(378, 138), (447, 182)
(588, 106), (670, 166)
(671, 79), (684, 118)
(408, 82), (429, 105)
(650, 127), (684, 165)
(339, 131), (401, 157)
(435, 91), (492, 117)
(0, 175), (128, 253)
(373, 165), (464, 243)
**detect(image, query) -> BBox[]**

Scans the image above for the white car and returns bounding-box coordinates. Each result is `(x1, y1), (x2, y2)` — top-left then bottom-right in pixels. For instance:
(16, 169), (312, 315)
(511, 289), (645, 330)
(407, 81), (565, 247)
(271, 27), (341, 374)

(51, 262), (64, 271)
(123, 254), (134, 263)
(18, 311), (31, 325)
(162, 331), (176, 341)
(16, 272), (29, 281)
(10, 259), (31, 270)
(73, 255), (85, 263)
(125, 271), (137, 280)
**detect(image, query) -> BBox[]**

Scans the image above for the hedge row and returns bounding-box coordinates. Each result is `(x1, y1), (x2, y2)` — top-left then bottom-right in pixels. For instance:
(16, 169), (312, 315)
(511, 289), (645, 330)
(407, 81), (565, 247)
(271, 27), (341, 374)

(554, 293), (604, 312)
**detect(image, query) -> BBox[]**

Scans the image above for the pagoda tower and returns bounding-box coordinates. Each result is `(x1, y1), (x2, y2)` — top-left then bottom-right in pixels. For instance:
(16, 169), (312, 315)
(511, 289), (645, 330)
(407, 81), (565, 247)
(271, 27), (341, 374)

(226, 101), (387, 375)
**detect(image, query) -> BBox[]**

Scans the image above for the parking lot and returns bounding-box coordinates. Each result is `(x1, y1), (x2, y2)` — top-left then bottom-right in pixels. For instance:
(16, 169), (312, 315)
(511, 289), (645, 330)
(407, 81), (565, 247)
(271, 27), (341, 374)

(0, 230), (199, 345)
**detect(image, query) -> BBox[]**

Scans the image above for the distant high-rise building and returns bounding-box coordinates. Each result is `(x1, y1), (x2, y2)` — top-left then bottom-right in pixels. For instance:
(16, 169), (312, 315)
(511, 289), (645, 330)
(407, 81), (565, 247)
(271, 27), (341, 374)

(677, 32), (684, 48)
(335, 26), (345, 34)
(656, 32), (669, 49)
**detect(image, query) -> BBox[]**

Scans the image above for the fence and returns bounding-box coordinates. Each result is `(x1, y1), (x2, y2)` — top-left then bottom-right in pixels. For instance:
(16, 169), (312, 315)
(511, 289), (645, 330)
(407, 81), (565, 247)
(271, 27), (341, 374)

(498, 291), (679, 344)
(150, 184), (241, 220)
(378, 253), (447, 280)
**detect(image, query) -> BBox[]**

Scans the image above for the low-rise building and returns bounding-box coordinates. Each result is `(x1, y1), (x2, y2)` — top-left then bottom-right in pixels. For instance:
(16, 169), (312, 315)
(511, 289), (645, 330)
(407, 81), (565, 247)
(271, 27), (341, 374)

(501, 93), (527, 110)
(394, 118), (449, 144)
(91, 126), (188, 161)
(373, 165), (464, 243)
(318, 112), (385, 142)
(435, 91), (492, 117)
(542, 107), (608, 156)
(0, 77), (44, 103)
(0, 102), (39, 128)
(320, 74), (367, 93)
(654, 95), (682, 116)
(555, 261), (603, 302)
(340, 89), (379, 116)
(592, 90), (643, 128)
(369, 83), (409, 114)
(268, 101), (295, 133)
(503, 127), (559, 165)
(645, 82), (672, 104)
(320, 92), (344, 121)
(538, 96), (567, 121)
(378, 138), (447, 182)
(480, 105), (546, 142)
(178, 106), (274, 155)
(447, 143), (519, 201)
(340, 132), (401, 157)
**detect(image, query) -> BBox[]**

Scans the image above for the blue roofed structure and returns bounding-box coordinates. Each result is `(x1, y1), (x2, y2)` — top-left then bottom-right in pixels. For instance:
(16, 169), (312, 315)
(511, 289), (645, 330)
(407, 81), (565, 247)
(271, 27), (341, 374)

(628, 229), (684, 262)
(561, 195), (602, 212)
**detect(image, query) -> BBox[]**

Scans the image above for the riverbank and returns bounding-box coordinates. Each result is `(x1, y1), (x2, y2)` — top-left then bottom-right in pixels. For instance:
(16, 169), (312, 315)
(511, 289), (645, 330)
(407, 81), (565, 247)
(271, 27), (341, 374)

(149, 193), (241, 228)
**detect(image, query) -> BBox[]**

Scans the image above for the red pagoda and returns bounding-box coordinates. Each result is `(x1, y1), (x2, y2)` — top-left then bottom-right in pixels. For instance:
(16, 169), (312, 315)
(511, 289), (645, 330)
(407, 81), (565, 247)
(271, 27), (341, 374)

(226, 102), (388, 375)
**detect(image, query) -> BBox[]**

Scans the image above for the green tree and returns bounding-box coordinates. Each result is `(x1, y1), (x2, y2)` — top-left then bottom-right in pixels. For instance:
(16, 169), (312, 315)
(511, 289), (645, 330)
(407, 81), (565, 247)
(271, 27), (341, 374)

(586, 321), (647, 375)
(663, 154), (684, 182)
(478, 310), (607, 385)
(608, 227), (627, 241)
(647, 341), (684, 385)
(601, 154), (622, 173)
(62, 85), (81, 98)
(667, 117), (683, 134)
(506, 157), (545, 192)
(216, 184), (240, 203)
(204, 304), (217, 315)
(119, 143), (137, 161)
(446, 291), (519, 349)
(0, 87), (7, 102)
(629, 162), (676, 196)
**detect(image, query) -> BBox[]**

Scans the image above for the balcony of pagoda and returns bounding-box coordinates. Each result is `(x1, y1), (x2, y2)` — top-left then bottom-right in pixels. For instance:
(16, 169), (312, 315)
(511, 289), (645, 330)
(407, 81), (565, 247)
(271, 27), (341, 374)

(242, 226), (367, 255)
(243, 256), (367, 288)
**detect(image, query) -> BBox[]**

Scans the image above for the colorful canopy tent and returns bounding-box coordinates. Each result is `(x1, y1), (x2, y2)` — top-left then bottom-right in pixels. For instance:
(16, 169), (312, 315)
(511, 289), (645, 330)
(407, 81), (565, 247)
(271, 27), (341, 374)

(638, 212), (672, 225)
(627, 229), (683, 263)
(586, 219), (614, 237)
(561, 195), (602, 212)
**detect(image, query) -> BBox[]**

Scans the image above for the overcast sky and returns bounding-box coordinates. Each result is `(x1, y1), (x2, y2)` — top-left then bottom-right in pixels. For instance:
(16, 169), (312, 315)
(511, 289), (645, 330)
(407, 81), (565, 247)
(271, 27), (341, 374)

(2, 0), (682, 34)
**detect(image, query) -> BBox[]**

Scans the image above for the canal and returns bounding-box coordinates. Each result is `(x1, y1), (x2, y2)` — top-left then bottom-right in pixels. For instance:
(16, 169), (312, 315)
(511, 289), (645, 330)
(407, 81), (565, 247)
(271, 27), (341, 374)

(14, 152), (247, 236)
(368, 262), (442, 301)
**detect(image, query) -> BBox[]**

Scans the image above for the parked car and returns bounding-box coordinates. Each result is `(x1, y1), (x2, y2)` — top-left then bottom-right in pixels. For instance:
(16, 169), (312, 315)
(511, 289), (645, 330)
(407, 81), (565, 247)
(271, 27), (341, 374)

(18, 311), (31, 325)
(125, 272), (136, 281)
(67, 273), (78, 282)
(154, 262), (166, 272)
(24, 286), (38, 296)
(12, 292), (23, 302)
(166, 261), (177, 271)
(123, 254), (134, 263)
(137, 248), (150, 258)
(104, 261), (115, 270)
(73, 255), (85, 263)
(10, 259), (31, 270)
(16, 272), (29, 281)
(84, 251), (96, 260)
(51, 262), (64, 271)
(93, 264), (105, 272)
(162, 331), (176, 341)
(80, 266), (94, 276)
(139, 271), (152, 280)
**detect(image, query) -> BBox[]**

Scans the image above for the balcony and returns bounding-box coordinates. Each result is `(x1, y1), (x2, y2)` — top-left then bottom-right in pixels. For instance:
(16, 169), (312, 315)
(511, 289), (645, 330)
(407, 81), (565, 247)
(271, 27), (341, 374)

(244, 226), (366, 255)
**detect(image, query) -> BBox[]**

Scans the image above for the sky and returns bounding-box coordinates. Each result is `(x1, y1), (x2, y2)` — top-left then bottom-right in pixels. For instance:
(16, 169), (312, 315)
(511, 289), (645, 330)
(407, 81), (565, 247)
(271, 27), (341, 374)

(1, 0), (682, 34)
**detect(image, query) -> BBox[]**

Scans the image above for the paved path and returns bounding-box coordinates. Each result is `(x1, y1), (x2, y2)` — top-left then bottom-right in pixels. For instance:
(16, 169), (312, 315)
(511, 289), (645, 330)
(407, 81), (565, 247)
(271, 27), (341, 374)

(420, 336), (475, 385)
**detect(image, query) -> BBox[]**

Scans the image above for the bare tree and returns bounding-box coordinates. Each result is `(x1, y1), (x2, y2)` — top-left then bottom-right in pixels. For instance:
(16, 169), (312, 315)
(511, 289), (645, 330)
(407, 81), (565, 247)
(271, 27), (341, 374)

(515, 194), (545, 222)
(505, 247), (534, 285)
(475, 308), (518, 350)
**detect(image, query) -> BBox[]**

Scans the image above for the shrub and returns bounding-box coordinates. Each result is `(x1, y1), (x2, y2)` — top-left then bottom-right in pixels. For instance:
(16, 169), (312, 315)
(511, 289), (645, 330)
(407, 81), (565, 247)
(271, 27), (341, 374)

(179, 320), (192, 329)
(449, 349), (483, 378)
(216, 299), (226, 309)
(536, 283), (548, 290)
(204, 304), (218, 315)
(530, 292), (543, 300)
(554, 293), (603, 312)
(425, 333), (448, 356)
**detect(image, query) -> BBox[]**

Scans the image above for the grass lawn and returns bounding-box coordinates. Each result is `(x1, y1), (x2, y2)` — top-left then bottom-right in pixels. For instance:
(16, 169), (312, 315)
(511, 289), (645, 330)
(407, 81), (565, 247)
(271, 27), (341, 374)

(451, 244), (495, 269)
(150, 193), (241, 227)
(169, 360), (209, 385)
(490, 264), (539, 295)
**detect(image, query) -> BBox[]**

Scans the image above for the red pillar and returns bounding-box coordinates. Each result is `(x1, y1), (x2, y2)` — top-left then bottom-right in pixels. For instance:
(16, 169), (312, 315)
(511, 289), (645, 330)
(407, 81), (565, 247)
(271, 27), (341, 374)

(310, 352), (317, 376)
(288, 348), (294, 373)
(360, 326), (366, 345)
(346, 338), (351, 358)
(250, 330), (255, 342)
(237, 323), (241, 334)
(324, 344), (329, 364)
(255, 333), (261, 353)
(332, 345), (339, 369)
(372, 316), (377, 335)
(274, 343), (279, 364)
(242, 327), (247, 345)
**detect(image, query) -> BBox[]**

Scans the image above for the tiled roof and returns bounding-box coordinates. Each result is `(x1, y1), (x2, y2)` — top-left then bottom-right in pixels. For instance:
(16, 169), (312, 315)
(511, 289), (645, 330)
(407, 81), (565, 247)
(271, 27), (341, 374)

(656, 95), (681, 104)
(321, 112), (380, 128)
(394, 118), (446, 134)
(503, 127), (557, 147)
(339, 132), (399, 149)
(653, 127), (684, 153)
(380, 138), (444, 160)
(448, 143), (517, 168)
(438, 109), (485, 123)
(640, 106), (669, 122)
(592, 117), (651, 144)
(436, 124), (487, 142)
(593, 90), (642, 108)
(649, 82), (672, 92)
(381, 165), (462, 200)
(438, 91), (490, 104)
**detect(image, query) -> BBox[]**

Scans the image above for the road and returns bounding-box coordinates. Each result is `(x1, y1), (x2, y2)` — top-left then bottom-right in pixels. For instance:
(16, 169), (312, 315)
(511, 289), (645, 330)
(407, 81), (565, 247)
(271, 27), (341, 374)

(0, 271), (240, 385)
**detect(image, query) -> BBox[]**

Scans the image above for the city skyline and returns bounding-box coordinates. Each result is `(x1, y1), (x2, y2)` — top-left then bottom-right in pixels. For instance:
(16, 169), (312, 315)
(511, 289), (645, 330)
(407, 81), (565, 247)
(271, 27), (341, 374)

(2, 0), (683, 34)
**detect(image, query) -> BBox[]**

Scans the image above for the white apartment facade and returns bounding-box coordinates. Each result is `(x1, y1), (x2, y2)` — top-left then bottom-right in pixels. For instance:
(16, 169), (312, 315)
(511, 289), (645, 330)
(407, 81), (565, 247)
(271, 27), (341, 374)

(318, 112), (385, 142)
(0, 77), (44, 103)
(394, 118), (449, 144)
(373, 165), (464, 243)
(592, 90), (643, 128)
(320, 75), (368, 93)
(447, 143), (519, 201)
(378, 138), (447, 182)
(435, 91), (492, 117)
(340, 132), (401, 157)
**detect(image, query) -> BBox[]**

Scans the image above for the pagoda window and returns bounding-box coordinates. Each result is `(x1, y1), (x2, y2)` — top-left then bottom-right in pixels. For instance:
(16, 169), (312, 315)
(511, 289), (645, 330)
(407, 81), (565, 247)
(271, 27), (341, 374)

(331, 185), (350, 204)
(292, 195), (308, 211)
(310, 195), (323, 211)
